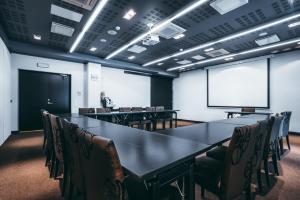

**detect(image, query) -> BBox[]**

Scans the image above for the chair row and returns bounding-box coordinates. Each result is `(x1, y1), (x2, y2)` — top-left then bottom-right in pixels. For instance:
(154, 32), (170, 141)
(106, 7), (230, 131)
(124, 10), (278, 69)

(40, 109), (181, 200)
(196, 111), (292, 199)
(79, 106), (174, 131)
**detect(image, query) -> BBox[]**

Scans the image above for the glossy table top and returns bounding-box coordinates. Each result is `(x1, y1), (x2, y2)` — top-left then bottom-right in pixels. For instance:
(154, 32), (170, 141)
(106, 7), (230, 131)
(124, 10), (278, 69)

(225, 111), (273, 115)
(213, 117), (261, 125)
(158, 122), (238, 146)
(64, 116), (209, 180)
(56, 113), (84, 118)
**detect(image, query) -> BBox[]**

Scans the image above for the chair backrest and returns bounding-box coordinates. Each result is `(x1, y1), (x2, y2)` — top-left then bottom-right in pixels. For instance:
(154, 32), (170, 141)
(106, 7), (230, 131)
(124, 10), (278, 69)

(131, 107), (143, 112)
(281, 111), (292, 137)
(241, 107), (255, 112)
(42, 111), (53, 150)
(97, 108), (111, 113)
(253, 118), (274, 171)
(155, 106), (165, 111)
(119, 107), (131, 112)
(78, 130), (127, 200)
(145, 107), (155, 112)
(79, 108), (95, 114)
(262, 117), (275, 159)
(62, 120), (85, 194)
(221, 123), (261, 200)
(268, 115), (284, 152)
(49, 114), (64, 162)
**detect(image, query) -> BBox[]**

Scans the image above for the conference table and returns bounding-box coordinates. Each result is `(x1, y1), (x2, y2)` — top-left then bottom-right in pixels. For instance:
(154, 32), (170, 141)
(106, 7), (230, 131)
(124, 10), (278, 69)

(83, 109), (179, 127)
(59, 115), (209, 200)
(57, 113), (265, 200)
(225, 111), (273, 119)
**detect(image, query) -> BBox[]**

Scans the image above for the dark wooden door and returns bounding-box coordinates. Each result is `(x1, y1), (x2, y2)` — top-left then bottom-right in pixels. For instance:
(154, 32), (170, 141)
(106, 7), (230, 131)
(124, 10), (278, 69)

(19, 70), (71, 131)
(151, 76), (173, 109)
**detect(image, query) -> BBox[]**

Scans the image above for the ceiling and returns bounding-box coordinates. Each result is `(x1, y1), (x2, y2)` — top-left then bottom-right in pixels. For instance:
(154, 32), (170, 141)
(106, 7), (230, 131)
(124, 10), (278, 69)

(1, 0), (300, 72)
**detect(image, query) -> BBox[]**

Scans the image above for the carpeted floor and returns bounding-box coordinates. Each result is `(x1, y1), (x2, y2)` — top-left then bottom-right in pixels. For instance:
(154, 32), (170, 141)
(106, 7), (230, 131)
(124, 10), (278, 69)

(1, 122), (300, 200)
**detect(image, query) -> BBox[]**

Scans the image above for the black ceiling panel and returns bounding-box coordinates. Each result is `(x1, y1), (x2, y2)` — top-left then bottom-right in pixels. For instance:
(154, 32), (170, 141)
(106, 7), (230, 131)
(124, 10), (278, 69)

(0, 0), (300, 71)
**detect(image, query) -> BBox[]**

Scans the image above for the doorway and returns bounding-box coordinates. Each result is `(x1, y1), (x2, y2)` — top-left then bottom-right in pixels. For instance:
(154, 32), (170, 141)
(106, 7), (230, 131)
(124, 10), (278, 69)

(19, 70), (71, 131)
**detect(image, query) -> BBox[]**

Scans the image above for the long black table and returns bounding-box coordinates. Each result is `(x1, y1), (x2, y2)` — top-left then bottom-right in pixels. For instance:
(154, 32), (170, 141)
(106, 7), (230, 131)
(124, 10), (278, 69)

(60, 116), (209, 200)
(213, 116), (266, 126)
(83, 110), (179, 127)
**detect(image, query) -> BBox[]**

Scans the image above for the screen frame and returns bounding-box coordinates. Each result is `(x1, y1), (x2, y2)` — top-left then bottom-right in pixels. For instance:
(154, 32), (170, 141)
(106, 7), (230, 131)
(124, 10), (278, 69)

(206, 58), (270, 109)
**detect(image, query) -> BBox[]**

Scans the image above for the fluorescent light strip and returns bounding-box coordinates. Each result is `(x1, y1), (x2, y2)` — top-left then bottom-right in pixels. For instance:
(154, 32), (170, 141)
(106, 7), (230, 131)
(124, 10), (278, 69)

(167, 37), (300, 71)
(145, 12), (300, 66)
(69, 0), (109, 53)
(105, 0), (209, 59)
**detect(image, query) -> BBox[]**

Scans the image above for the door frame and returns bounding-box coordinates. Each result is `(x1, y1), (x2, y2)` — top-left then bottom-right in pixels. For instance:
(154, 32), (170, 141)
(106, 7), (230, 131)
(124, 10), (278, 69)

(18, 69), (72, 130)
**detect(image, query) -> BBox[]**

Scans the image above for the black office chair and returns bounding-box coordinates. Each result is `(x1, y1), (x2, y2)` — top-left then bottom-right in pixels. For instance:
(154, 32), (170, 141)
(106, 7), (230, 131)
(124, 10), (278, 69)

(279, 111), (292, 153)
(153, 106), (173, 130)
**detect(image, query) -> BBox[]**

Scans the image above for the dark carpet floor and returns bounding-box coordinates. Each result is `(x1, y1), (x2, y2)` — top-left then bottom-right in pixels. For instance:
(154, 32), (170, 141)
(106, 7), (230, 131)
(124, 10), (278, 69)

(1, 122), (300, 200)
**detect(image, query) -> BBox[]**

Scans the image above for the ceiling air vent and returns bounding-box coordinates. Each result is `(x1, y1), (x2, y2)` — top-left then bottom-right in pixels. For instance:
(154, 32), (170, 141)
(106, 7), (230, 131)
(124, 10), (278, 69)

(62, 0), (98, 11)
(205, 48), (230, 57)
(176, 60), (192, 65)
(127, 45), (147, 53)
(51, 22), (75, 37)
(210, 0), (248, 15)
(255, 34), (280, 46)
(156, 23), (186, 39)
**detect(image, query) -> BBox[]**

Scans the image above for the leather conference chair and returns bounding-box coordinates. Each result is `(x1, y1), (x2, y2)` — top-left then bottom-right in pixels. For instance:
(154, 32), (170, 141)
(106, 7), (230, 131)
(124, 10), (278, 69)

(206, 118), (275, 192)
(42, 110), (55, 177)
(279, 111), (292, 153)
(195, 123), (261, 200)
(77, 129), (181, 200)
(49, 114), (67, 196)
(128, 107), (143, 129)
(79, 108), (95, 115)
(41, 109), (48, 151)
(153, 106), (173, 130)
(62, 120), (85, 200)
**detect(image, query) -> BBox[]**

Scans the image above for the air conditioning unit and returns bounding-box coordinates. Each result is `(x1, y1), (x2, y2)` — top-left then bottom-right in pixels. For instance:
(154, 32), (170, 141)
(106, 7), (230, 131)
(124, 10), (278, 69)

(156, 23), (186, 39)
(142, 34), (160, 46)
(62, 0), (98, 10)
(205, 48), (230, 57)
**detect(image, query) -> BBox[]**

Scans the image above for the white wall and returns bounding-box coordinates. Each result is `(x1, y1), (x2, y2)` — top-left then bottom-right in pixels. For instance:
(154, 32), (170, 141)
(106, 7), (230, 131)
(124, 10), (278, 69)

(173, 50), (300, 132)
(10, 53), (85, 131)
(0, 37), (11, 145)
(101, 67), (151, 108)
(10, 54), (151, 132)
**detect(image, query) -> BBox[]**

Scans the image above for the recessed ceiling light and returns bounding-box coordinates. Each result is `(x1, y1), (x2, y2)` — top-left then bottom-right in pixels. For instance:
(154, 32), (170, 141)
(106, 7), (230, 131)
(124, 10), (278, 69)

(100, 38), (107, 42)
(123, 9), (136, 20)
(143, 12), (300, 67)
(271, 50), (279, 54)
(51, 4), (83, 22)
(69, 0), (109, 53)
(204, 47), (214, 52)
(157, 63), (164, 66)
(180, 48), (183, 51)
(210, 0), (249, 15)
(33, 34), (41, 40)
(298, 42), (300, 45)
(191, 55), (206, 60)
(224, 57), (234, 61)
(259, 32), (268, 37)
(115, 26), (121, 31)
(205, 48), (230, 57)
(90, 47), (97, 52)
(255, 34), (280, 46)
(173, 33), (185, 40)
(108, 30), (117, 35)
(283, 48), (291, 51)
(288, 21), (300, 28)
(174, 58), (178, 61)
(128, 55), (136, 60)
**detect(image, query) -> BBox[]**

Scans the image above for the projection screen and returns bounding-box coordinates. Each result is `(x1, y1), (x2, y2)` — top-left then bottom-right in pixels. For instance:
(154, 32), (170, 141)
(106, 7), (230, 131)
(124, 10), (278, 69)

(207, 59), (269, 108)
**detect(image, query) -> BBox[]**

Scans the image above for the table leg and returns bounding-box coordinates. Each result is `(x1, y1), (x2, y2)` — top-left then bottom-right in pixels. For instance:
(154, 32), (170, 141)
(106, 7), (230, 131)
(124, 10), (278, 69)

(152, 179), (160, 200)
(175, 112), (178, 128)
(184, 162), (195, 200)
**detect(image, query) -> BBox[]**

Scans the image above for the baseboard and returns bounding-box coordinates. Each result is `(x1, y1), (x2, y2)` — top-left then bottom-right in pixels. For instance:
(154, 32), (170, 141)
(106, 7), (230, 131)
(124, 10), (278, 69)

(289, 131), (300, 136)
(177, 119), (205, 123)
(11, 131), (20, 135)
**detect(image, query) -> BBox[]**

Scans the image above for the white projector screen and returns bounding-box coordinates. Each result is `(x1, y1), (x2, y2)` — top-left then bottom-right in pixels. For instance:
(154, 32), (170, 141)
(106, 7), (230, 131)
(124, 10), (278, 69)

(207, 59), (269, 108)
